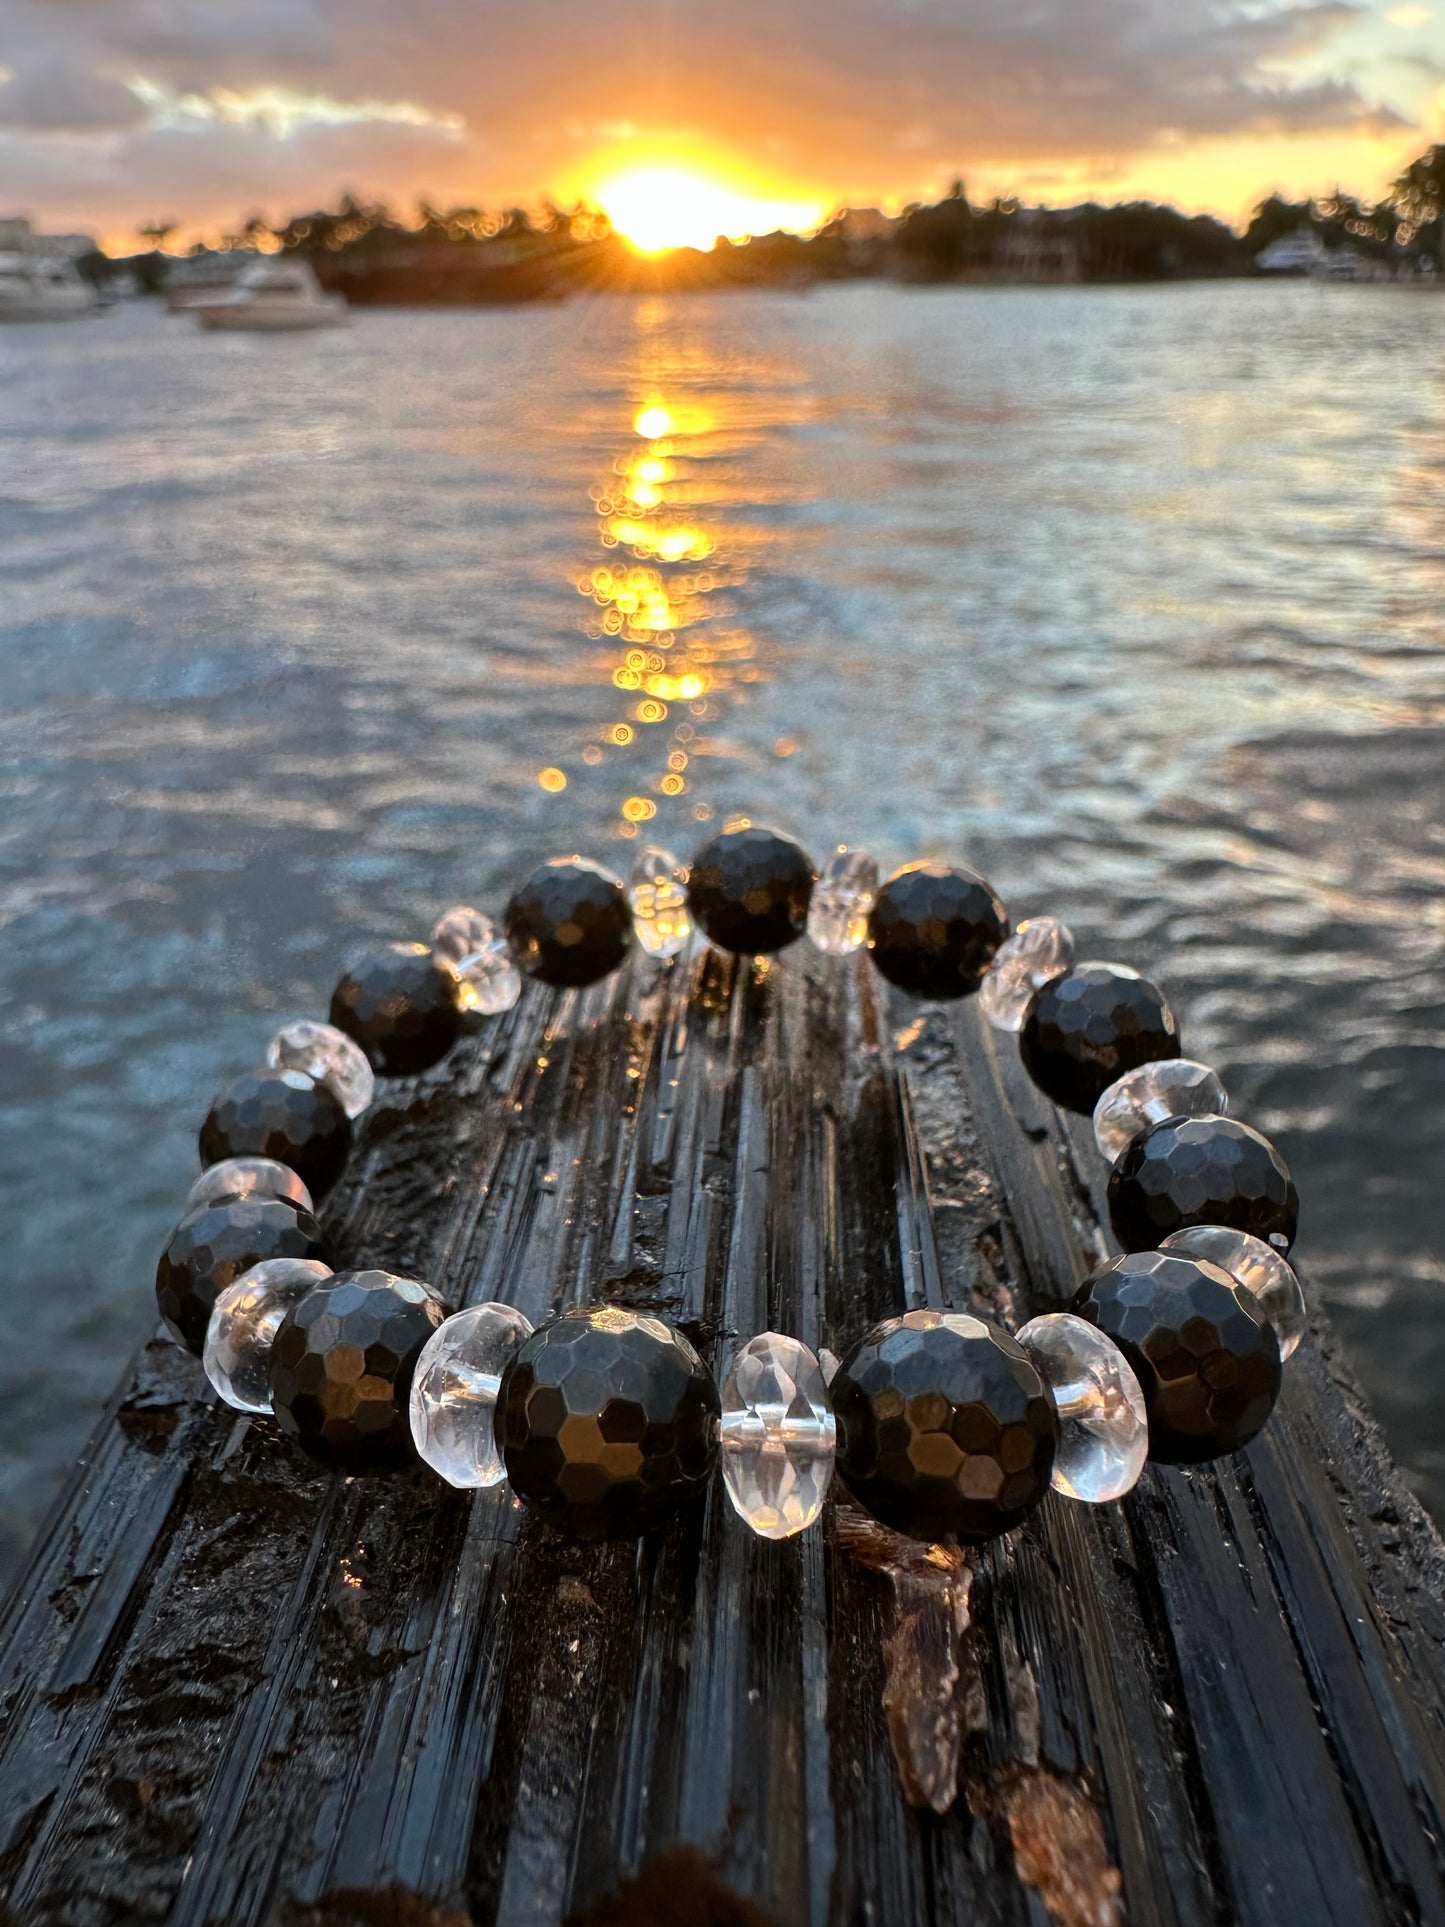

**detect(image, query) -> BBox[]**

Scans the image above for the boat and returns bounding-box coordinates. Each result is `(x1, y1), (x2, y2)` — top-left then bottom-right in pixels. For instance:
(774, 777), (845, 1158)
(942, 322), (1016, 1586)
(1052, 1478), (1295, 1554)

(190, 259), (347, 332)
(1254, 229), (1329, 276)
(0, 254), (97, 321)
(165, 252), (249, 312)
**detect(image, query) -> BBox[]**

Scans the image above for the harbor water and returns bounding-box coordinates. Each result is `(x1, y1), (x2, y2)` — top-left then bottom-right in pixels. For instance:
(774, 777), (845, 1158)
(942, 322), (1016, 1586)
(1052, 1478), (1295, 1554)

(1, 279), (1442, 1577)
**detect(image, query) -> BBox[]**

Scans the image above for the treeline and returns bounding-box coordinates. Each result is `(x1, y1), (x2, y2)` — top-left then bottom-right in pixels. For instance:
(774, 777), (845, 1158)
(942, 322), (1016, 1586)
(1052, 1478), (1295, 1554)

(119, 141), (1445, 301)
(884, 143), (1444, 281)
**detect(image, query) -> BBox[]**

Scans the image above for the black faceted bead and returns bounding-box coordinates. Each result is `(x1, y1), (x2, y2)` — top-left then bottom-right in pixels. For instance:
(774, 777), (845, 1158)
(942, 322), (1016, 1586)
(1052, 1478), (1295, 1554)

(866, 861), (1010, 1000)
(504, 857), (633, 988)
(1019, 961), (1180, 1115)
(270, 1268), (448, 1472)
(330, 942), (462, 1076)
(156, 1195), (327, 1355)
(1071, 1250), (1281, 1464)
(497, 1307), (720, 1538)
(686, 824), (815, 955)
(832, 1309), (1058, 1544)
(1107, 1114), (1299, 1255)
(199, 1069), (353, 1200)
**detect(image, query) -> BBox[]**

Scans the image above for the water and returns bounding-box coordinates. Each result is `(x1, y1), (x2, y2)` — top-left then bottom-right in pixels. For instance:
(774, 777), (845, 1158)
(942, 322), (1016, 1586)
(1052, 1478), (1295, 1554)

(2, 281), (1442, 1576)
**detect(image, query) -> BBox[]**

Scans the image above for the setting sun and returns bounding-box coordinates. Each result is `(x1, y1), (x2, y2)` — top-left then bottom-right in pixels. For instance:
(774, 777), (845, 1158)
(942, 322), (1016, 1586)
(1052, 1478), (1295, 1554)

(594, 165), (826, 255)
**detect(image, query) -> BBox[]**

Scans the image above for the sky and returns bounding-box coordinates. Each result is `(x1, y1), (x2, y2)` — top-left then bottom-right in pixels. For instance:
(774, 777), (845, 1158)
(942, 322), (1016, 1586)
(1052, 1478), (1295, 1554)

(1, 0), (1442, 248)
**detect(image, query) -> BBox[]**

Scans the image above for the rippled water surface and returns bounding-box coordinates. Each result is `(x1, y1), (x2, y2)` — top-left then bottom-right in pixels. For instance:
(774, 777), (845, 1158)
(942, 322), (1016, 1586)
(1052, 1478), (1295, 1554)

(2, 281), (1443, 1575)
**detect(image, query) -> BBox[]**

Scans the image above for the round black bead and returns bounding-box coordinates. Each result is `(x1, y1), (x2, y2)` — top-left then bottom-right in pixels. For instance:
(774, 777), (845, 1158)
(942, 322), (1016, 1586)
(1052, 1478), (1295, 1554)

(156, 1195), (327, 1355)
(270, 1268), (448, 1472)
(199, 1069), (353, 1199)
(866, 861), (1010, 1000)
(832, 1309), (1058, 1544)
(685, 824), (815, 955)
(329, 942), (462, 1076)
(503, 857), (633, 988)
(1019, 962), (1180, 1115)
(497, 1308), (720, 1538)
(1107, 1114), (1300, 1255)
(1071, 1250), (1281, 1464)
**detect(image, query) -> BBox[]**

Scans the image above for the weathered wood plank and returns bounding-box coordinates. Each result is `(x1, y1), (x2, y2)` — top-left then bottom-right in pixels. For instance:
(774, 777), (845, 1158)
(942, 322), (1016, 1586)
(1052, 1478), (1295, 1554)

(0, 944), (1442, 1926)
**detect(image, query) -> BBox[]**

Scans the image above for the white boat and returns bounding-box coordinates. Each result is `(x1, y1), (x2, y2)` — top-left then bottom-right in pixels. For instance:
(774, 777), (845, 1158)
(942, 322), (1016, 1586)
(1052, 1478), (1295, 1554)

(1254, 229), (1329, 276)
(165, 253), (248, 311)
(0, 254), (97, 321)
(191, 259), (347, 332)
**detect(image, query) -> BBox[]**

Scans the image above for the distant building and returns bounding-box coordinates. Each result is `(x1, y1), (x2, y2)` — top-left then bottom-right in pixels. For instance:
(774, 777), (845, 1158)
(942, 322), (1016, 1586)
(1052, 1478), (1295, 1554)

(827, 207), (898, 265)
(0, 215), (97, 260)
(998, 210), (1079, 282)
(1317, 246), (1393, 283)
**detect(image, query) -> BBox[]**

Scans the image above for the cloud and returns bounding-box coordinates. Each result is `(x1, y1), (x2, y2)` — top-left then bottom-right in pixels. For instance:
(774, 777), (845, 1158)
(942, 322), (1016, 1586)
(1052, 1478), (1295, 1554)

(0, 58), (147, 132)
(0, 0), (1420, 235)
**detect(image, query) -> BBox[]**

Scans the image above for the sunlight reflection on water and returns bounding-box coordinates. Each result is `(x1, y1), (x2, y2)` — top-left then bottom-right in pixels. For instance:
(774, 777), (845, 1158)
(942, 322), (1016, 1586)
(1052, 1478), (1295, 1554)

(0, 279), (1443, 1574)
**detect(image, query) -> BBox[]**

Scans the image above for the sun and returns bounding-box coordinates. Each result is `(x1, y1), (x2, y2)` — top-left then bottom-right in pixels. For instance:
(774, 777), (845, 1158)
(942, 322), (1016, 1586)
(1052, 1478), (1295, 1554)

(594, 165), (826, 255)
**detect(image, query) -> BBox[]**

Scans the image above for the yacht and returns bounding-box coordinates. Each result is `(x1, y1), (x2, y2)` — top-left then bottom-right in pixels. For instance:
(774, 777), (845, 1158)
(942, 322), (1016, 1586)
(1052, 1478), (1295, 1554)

(190, 258), (347, 332)
(0, 254), (97, 321)
(165, 252), (248, 311)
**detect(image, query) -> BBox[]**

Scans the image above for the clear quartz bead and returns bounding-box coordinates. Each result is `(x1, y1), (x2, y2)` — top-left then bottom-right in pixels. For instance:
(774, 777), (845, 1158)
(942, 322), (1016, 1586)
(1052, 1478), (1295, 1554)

(1160, 1225), (1307, 1361)
(1016, 1312), (1149, 1503)
(409, 1302), (535, 1488)
(266, 1018), (376, 1119)
(720, 1332), (837, 1539)
(978, 916), (1075, 1030)
(186, 1156), (315, 1215)
(432, 907), (523, 1015)
(807, 847), (879, 955)
(1093, 1058), (1228, 1162)
(627, 847), (693, 959)
(204, 1257), (332, 1413)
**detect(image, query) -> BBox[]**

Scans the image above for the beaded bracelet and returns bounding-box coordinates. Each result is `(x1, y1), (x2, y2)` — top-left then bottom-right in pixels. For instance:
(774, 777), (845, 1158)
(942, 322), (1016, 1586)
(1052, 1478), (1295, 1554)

(154, 820), (1305, 1549)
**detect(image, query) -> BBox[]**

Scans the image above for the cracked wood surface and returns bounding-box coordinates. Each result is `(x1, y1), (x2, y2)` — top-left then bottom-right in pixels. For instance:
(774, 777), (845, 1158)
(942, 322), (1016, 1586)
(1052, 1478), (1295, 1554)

(0, 945), (1443, 1926)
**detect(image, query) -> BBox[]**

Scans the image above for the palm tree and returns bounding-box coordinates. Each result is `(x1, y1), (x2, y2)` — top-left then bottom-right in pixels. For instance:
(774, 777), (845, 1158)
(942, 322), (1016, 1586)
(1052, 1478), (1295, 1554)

(138, 220), (179, 254)
(1389, 144), (1445, 264)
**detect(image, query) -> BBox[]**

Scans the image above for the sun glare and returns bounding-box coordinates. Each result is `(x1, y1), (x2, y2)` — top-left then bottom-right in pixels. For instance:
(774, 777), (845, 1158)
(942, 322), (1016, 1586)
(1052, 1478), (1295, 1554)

(595, 166), (825, 255)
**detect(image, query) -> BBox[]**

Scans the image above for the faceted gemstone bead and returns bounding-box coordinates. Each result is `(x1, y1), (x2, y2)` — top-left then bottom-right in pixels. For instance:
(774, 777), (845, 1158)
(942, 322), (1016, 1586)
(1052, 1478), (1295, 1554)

(156, 1195), (328, 1355)
(627, 847), (693, 960)
(431, 907), (523, 1015)
(685, 824), (815, 956)
(1071, 1250), (1282, 1464)
(1015, 1313), (1148, 1502)
(199, 1068), (353, 1199)
(719, 1333), (836, 1538)
(186, 1156), (314, 1216)
(831, 1309), (1058, 1544)
(1093, 1058), (1228, 1162)
(504, 857), (633, 988)
(270, 1268), (449, 1472)
(409, 1302), (536, 1488)
(807, 847), (880, 956)
(1161, 1225), (1307, 1361)
(266, 1018), (376, 1119)
(1108, 1114), (1299, 1255)
(204, 1257), (332, 1413)
(1019, 961), (1180, 1115)
(496, 1307), (720, 1538)
(978, 916), (1075, 1032)
(866, 861), (1010, 1001)
(329, 942), (463, 1076)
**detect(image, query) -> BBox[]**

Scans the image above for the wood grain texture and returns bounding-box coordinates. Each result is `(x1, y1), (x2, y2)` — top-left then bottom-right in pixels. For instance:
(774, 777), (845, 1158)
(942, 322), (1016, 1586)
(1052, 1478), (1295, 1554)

(1, 944), (1443, 1927)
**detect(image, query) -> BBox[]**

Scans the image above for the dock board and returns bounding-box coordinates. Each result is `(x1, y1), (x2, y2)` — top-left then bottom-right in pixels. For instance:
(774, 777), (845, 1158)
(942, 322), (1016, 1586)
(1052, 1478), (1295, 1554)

(1, 945), (1443, 1925)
